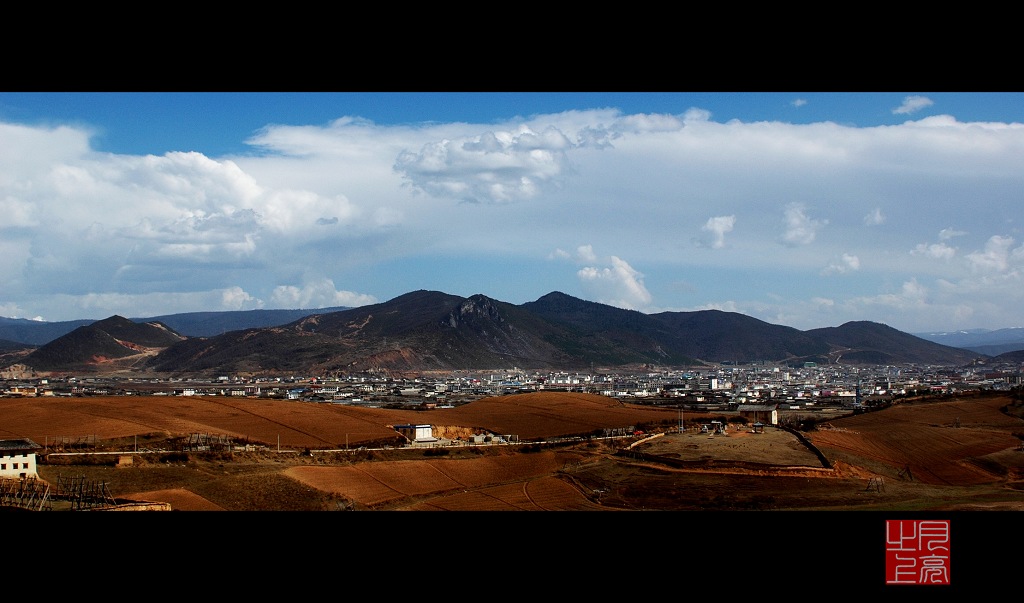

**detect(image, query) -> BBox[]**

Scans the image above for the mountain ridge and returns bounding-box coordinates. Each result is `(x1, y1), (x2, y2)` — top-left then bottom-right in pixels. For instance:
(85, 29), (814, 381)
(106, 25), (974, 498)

(1, 290), (991, 377)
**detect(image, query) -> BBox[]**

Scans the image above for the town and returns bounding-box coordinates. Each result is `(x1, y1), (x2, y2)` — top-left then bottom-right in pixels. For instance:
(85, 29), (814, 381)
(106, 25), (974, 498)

(3, 357), (1020, 414)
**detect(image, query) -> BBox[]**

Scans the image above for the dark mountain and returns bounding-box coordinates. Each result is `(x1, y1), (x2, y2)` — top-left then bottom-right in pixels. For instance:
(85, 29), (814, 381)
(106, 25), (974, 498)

(0, 307), (351, 345)
(647, 308), (830, 363)
(913, 327), (1024, 355)
(5, 291), (986, 376)
(16, 316), (186, 372)
(805, 321), (980, 365)
(0, 338), (34, 352)
(993, 349), (1024, 363)
(145, 291), (586, 374)
(520, 292), (700, 365)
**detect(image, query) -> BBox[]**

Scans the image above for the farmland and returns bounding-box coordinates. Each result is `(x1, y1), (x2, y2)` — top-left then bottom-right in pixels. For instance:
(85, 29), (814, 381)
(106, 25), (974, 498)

(6, 389), (1024, 511)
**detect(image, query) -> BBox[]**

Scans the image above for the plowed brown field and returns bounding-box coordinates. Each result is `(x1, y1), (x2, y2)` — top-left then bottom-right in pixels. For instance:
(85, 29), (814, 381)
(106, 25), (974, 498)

(284, 450), (609, 510)
(13, 390), (1024, 511)
(3, 391), (686, 449)
(807, 394), (1024, 487)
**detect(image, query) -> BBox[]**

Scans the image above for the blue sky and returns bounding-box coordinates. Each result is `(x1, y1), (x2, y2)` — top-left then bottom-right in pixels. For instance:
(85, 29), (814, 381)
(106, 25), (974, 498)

(0, 92), (1022, 334)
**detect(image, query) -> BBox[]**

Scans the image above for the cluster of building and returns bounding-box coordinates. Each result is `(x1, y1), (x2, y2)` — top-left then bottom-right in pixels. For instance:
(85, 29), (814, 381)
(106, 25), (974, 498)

(2, 359), (1021, 411)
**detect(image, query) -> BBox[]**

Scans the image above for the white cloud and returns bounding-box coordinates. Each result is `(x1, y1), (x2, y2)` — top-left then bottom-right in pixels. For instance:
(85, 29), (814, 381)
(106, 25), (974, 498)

(911, 242), (957, 260)
(792, 99), (807, 108)
(269, 278), (377, 308)
(701, 215), (736, 249)
(822, 253), (860, 275)
(577, 255), (651, 310)
(576, 244), (598, 262)
(857, 279), (929, 310)
(549, 245), (598, 263)
(394, 125), (575, 204)
(780, 203), (826, 246)
(220, 286), (260, 310)
(966, 235), (1017, 273)
(893, 95), (934, 115)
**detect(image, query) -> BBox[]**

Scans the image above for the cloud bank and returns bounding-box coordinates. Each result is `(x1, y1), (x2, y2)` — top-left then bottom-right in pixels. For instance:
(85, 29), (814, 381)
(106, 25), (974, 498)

(1, 97), (1023, 334)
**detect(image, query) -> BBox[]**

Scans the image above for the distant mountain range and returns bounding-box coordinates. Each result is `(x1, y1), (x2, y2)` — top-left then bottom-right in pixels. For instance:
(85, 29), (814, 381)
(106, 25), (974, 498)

(0, 290), (997, 377)
(913, 327), (1024, 356)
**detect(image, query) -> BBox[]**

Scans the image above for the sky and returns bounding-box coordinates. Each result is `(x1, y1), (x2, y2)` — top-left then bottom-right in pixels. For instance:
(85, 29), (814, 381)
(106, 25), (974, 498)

(0, 91), (1022, 334)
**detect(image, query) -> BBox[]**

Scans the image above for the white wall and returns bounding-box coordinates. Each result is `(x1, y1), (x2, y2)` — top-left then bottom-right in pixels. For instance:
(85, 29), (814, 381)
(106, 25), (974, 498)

(0, 451), (37, 478)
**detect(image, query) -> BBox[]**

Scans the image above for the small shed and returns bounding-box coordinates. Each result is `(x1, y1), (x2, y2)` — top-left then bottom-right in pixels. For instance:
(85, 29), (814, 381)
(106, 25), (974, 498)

(737, 404), (779, 426)
(393, 424), (436, 443)
(0, 438), (42, 479)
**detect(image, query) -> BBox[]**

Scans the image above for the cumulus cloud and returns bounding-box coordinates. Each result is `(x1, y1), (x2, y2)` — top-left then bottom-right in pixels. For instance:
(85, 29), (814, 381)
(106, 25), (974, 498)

(219, 286), (260, 310)
(862, 279), (930, 307)
(911, 242), (957, 260)
(893, 95), (934, 115)
(577, 255), (651, 310)
(701, 215), (736, 249)
(394, 125), (576, 204)
(549, 245), (597, 263)
(792, 98), (807, 108)
(576, 244), (598, 262)
(822, 253), (860, 275)
(966, 235), (1018, 273)
(780, 203), (826, 246)
(269, 278), (378, 308)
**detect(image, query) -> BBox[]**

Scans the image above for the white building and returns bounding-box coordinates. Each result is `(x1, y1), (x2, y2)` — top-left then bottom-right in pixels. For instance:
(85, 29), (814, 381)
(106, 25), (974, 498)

(394, 424), (436, 443)
(0, 439), (41, 479)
